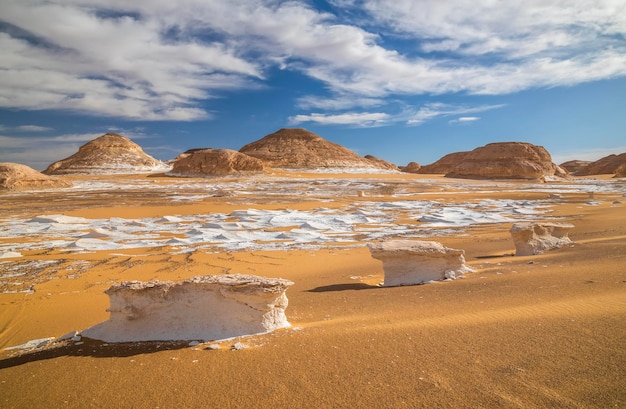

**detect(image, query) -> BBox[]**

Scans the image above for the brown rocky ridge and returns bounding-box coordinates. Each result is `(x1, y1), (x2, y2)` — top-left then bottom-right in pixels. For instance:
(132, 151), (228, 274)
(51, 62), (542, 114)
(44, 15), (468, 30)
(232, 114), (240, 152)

(559, 160), (592, 175)
(44, 133), (169, 175)
(240, 128), (394, 171)
(167, 148), (265, 177)
(417, 152), (469, 174)
(0, 162), (72, 191)
(445, 142), (567, 180)
(575, 152), (626, 176)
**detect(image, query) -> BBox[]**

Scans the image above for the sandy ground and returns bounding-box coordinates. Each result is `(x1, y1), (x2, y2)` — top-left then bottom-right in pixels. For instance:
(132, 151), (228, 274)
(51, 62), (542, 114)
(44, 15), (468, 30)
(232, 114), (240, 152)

(1, 173), (625, 408)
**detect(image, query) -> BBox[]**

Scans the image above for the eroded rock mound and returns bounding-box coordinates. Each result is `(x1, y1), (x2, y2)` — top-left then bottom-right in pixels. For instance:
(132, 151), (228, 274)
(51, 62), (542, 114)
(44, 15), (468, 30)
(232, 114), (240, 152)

(417, 152), (469, 174)
(82, 274), (294, 342)
(0, 162), (72, 191)
(615, 163), (626, 178)
(240, 128), (392, 171)
(560, 160), (591, 175)
(44, 133), (170, 175)
(368, 240), (473, 286)
(400, 161), (421, 173)
(509, 222), (574, 256)
(576, 152), (626, 176)
(168, 149), (265, 177)
(446, 142), (564, 180)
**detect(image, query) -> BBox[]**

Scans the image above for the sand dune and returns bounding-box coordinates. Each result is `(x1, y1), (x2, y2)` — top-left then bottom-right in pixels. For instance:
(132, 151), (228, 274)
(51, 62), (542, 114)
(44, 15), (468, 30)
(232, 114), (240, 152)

(1, 173), (625, 408)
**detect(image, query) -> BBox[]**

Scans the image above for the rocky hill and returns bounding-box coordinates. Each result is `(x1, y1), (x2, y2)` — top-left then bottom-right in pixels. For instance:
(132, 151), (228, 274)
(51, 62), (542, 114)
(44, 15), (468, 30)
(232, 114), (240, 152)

(417, 152), (469, 174)
(575, 152), (626, 176)
(167, 149), (265, 177)
(44, 133), (170, 175)
(1, 162), (72, 191)
(446, 142), (566, 180)
(559, 160), (592, 175)
(240, 128), (393, 171)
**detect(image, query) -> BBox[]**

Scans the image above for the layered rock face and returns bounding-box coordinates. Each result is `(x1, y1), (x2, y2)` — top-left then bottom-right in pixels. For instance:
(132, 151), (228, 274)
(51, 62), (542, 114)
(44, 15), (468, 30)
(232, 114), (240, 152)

(0, 162), (72, 191)
(416, 152), (469, 174)
(560, 160), (592, 175)
(44, 133), (170, 175)
(240, 128), (391, 171)
(168, 149), (265, 177)
(509, 222), (574, 256)
(82, 274), (294, 342)
(368, 240), (473, 286)
(576, 152), (626, 176)
(446, 142), (564, 180)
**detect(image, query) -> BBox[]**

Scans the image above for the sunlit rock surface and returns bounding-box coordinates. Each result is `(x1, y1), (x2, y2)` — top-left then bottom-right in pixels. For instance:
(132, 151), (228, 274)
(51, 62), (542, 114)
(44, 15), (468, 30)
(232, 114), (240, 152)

(510, 222), (574, 256)
(82, 274), (294, 342)
(0, 162), (72, 191)
(368, 240), (473, 286)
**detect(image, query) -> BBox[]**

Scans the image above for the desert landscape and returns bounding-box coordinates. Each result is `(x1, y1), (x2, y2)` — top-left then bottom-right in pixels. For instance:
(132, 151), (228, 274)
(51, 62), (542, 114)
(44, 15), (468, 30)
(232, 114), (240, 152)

(0, 130), (625, 408)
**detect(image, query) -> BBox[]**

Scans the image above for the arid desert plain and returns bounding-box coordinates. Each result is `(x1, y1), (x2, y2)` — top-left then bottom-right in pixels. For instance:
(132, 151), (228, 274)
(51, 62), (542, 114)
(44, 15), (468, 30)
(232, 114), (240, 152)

(1, 171), (625, 408)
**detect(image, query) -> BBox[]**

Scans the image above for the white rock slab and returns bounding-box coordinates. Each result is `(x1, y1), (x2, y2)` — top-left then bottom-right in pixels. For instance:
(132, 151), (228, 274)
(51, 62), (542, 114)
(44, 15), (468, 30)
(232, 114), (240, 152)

(82, 274), (294, 342)
(368, 240), (473, 286)
(510, 222), (574, 256)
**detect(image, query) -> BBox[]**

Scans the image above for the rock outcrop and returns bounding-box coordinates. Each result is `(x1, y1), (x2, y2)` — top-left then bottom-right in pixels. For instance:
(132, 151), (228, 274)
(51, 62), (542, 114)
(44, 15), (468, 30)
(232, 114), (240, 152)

(576, 152), (626, 176)
(0, 162), (72, 191)
(44, 133), (170, 175)
(400, 161), (421, 173)
(417, 152), (469, 174)
(240, 128), (392, 171)
(445, 142), (565, 180)
(560, 160), (591, 175)
(368, 240), (473, 286)
(615, 163), (626, 178)
(82, 274), (294, 342)
(168, 149), (265, 177)
(364, 155), (399, 171)
(509, 222), (574, 256)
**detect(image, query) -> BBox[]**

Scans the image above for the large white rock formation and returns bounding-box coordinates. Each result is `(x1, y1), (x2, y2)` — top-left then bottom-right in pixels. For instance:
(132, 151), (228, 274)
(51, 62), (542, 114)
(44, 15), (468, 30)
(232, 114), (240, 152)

(82, 274), (294, 342)
(509, 222), (574, 256)
(368, 240), (473, 286)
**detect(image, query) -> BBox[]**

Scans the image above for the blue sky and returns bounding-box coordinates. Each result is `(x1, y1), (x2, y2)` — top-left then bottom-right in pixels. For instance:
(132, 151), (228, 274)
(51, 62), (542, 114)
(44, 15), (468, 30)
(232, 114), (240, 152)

(1, 0), (625, 170)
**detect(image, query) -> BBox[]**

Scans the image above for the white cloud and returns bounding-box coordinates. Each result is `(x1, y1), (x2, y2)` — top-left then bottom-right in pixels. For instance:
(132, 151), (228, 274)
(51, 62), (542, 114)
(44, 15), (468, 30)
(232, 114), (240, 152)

(449, 116), (480, 124)
(15, 125), (53, 132)
(289, 112), (390, 127)
(0, 0), (625, 123)
(407, 103), (504, 125)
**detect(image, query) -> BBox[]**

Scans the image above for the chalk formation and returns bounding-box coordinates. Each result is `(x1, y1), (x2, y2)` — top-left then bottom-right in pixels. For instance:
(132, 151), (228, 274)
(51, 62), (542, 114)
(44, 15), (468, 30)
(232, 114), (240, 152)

(0, 162), (72, 191)
(168, 148), (265, 177)
(82, 274), (294, 342)
(368, 240), (474, 286)
(509, 222), (574, 256)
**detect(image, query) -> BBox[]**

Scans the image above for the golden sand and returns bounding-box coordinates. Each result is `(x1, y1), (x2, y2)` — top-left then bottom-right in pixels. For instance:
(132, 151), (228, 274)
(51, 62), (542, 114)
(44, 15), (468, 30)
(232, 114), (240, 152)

(1, 173), (625, 408)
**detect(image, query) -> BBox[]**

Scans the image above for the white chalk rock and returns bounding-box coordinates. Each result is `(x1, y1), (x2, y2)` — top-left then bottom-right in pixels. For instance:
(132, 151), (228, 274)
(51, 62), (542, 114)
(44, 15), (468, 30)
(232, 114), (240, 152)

(510, 222), (574, 256)
(368, 240), (473, 286)
(82, 274), (294, 342)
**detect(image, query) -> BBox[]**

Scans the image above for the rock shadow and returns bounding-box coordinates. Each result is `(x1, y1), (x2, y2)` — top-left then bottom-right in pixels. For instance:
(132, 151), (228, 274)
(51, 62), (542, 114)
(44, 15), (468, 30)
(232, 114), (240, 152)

(0, 338), (192, 369)
(307, 283), (378, 292)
